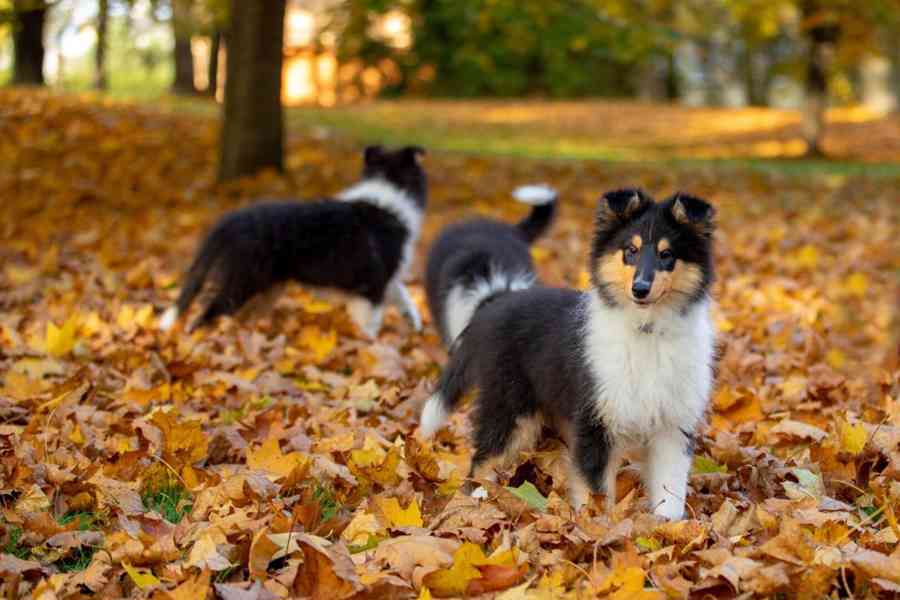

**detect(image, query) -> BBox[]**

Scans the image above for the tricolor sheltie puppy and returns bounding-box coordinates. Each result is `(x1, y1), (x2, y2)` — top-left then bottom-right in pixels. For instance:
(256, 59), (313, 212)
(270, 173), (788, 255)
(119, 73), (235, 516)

(420, 189), (716, 520)
(424, 184), (558, 347)
(159, 145), (427, 336)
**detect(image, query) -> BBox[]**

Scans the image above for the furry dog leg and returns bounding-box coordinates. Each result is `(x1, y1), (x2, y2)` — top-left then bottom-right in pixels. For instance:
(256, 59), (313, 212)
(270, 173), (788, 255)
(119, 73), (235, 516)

(387, 280), (421, 331)
(347, 297), (383, 339)
(644, 430), (692, 520)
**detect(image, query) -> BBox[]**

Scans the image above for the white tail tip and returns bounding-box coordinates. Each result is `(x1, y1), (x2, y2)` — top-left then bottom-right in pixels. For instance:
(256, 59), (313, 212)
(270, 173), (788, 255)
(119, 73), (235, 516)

(419, 393), (449, 438)
(159, 306), (179, 331)
(512, 184), (557, 206)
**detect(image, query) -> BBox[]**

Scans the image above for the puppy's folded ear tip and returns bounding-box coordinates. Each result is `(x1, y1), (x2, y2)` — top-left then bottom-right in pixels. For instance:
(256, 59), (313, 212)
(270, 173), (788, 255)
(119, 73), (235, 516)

(670, 192), (715, 225)
(598, 188), (651, 218)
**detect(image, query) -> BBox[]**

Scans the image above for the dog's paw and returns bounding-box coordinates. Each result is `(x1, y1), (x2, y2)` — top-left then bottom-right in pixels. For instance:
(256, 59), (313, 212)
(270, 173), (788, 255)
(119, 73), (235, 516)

(471, 486), (488, 500)
(652, 501), (685, 521)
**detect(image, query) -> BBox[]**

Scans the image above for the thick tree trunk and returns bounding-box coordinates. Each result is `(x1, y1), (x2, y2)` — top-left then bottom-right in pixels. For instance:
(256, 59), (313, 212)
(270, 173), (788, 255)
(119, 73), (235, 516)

(218, 0), (286, 181)
(12, 2), (46, 86)
(171, 3), (197, 95)
(207, 30), (221, 96)
(94, 0), (109, 90)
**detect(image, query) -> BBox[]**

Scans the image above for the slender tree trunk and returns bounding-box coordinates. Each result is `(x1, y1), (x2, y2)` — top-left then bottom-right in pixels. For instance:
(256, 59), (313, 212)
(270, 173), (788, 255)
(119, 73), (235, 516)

(94, 0), (109, 90)
(218, 0), (286, 181)
(12, 1), (46, 86)
(206, 30), (221, 96)
(801, 1), (839, 157)
(171, 3), (197, 94)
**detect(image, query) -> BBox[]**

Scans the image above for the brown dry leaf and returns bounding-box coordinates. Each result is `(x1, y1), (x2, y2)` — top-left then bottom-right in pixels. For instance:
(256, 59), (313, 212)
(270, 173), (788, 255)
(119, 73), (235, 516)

(759, 521), (816, 565)
(372, 535), (459, 581)
(247, 437), (309, 479)
(849, 550), (900, 585)
(293, 534), (362, 600)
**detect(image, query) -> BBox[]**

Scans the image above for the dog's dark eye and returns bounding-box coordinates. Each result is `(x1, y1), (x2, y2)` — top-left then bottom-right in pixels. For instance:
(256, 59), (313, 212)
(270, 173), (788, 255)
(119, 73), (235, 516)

(659, 249), (673, 260)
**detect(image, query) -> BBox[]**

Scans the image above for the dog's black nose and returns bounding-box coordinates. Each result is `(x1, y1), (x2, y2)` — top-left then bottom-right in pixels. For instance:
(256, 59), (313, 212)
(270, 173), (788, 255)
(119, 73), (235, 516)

(632, 279), (651, 299)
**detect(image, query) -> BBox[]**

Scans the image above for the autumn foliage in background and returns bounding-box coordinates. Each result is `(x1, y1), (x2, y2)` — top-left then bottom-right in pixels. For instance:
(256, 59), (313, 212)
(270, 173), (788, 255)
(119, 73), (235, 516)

(1, 89), (899, 599)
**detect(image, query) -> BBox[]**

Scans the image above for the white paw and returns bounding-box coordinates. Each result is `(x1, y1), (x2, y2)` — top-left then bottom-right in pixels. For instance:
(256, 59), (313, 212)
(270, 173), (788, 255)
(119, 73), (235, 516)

(653, 500), (684, 521)
(158, 306), (178, 331)
(471, 487), (488, 500)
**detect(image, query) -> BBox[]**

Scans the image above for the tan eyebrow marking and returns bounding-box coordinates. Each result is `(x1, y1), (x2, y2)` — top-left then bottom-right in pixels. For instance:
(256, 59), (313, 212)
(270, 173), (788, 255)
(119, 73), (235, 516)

(658, 238), (671, 253)
(631, 234), (642, 249)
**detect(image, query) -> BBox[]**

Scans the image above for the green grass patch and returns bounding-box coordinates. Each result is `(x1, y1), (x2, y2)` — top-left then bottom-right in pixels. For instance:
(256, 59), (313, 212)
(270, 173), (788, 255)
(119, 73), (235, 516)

(56, 546), (97, 573)
(58, 510), (102, 531)
(3, 525), (30, 559)
(142, 484), (193, 523)
(313, 484), (340, 523)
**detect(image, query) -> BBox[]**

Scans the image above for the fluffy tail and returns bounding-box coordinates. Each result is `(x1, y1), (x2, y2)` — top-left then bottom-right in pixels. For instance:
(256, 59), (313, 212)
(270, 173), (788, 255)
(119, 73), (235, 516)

(419, 340), (474, 437)
(159, 236), (220, 331)
(513, 184), (558, 244)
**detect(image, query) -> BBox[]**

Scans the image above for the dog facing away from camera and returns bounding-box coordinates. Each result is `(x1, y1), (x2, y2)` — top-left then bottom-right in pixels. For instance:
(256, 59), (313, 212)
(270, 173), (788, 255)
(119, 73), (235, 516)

(159, 145), (427, 337)
(419, 189), (716, 520)
(424, 184), (558, 347)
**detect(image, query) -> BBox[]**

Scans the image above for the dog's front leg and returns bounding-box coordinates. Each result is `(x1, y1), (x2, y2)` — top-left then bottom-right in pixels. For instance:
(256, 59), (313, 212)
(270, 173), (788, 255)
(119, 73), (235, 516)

(387, 281), (422, 331)
(645, 429), (692, 520)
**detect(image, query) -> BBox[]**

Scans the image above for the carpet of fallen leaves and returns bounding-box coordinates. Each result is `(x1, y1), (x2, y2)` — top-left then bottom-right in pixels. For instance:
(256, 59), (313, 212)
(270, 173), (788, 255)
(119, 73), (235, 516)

(1, 89), (899, 600)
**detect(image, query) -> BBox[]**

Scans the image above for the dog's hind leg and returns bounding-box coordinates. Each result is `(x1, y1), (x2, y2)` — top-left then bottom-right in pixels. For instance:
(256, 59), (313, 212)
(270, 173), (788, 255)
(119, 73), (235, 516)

(568, 417), (615, 513)
(190, 271), (262, 332)
(347, 297), (383, 338)
(387, 279), (422, 331)
(467, 371), (541, 497)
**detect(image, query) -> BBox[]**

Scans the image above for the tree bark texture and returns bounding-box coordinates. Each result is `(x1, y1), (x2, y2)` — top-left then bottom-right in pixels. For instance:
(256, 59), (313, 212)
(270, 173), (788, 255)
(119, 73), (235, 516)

(218, 0), (286, 181)
(12, 1), (46, 86)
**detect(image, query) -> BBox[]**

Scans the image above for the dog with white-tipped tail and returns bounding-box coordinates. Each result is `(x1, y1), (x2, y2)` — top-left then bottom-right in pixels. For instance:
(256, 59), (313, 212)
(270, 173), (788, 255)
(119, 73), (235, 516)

(424, 184), (558, 347)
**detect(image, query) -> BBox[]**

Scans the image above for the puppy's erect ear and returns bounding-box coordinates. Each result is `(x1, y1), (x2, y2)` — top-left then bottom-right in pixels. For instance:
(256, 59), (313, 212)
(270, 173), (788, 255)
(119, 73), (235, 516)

(402, 145), (426, 165)
(596, 188), (651, 230)
(668, 192), (715, 236)
(364, 145), (385, 165)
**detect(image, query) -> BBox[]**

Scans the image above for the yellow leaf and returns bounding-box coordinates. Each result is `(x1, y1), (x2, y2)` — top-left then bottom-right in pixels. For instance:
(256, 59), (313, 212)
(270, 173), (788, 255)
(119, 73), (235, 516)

(69, 424), (85, 446)
(123, 561), (160, 589)
(299, 325), (336, 363)
(341, 512), (383, 546)
(377, 497), (424, 528)
(303, 298), (334, 314)
(840, 421), (867, 455)
(844, 272), (868, 297)
(423, 543), (486, 597)
(530, 247), (549, 261)
(417, 587), (432, 600)
(134, 304), (154, 328)
(116, 305), (135, 329)
(46, 317), (77, 357)
(247, 437), (308, 479)
(793, 244), (819, 270)
(825, 348), (846, 369)
(577, 270), (591, 290)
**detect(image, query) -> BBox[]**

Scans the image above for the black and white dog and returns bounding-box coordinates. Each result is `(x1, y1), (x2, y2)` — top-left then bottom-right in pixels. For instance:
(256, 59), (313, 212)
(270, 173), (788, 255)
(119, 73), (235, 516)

(159, 145), (426, 336)
(419, 189), (716, 520)
(424, 184), (557, 347)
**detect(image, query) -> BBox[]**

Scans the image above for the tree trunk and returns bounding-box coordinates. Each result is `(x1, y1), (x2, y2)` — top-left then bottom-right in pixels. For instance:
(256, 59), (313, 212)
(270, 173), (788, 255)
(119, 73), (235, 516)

(218, 0), (286, 181)
(801, 1), (839, 157)
(206, 30), (221, 96)
(12, 1), (46, 86)
(94, 0), (109, 90)
(171, 3), (197, 95)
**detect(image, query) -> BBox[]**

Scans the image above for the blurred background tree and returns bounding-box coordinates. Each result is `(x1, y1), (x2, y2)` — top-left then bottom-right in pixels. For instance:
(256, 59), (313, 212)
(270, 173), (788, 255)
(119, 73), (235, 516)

(1, 0), (899, 168)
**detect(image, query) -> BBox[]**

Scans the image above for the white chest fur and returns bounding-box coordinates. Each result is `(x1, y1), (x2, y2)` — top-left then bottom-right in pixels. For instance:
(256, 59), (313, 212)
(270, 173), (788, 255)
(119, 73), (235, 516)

(582, 293), (715, 442)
